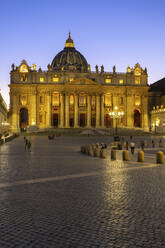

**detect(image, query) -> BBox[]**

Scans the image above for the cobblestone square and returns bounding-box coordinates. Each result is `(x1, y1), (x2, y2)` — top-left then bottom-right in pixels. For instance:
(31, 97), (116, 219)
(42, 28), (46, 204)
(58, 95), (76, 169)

(0, 135), (165, 247)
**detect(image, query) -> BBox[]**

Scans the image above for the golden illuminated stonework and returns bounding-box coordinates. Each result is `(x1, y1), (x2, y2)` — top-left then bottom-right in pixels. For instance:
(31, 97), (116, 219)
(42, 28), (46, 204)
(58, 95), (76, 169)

(9, 34), (149, 132)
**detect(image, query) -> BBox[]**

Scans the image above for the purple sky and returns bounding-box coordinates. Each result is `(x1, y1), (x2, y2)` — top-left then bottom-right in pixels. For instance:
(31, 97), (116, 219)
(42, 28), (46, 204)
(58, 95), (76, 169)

(0, 0), (165, 106)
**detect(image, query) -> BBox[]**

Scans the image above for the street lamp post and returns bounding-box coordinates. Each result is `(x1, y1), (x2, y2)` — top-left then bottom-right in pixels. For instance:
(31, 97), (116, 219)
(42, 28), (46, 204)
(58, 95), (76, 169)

(109, 106), (124, 137)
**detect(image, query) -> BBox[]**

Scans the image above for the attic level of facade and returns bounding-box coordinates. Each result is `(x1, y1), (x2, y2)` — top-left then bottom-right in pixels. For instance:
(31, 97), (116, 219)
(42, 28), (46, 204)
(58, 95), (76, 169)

(10, 60), (148, 86)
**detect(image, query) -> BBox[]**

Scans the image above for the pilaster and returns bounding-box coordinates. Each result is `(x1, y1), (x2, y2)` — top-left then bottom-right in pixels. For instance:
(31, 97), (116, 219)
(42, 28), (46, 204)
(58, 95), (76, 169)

(87, 95), (91, 128)
(96, 94), (100, 128)
(65, 94), (69, 128)
(101, 94), (105, 128)
(46, 92), (51, 128)
(11, 92), (19, 132)
(60, 93), (64, 128)
(74, 94), (79, 128)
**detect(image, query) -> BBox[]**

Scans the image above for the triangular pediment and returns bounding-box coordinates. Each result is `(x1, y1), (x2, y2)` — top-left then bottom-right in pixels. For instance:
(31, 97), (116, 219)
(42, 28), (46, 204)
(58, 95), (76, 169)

(69, 77), (98, 85)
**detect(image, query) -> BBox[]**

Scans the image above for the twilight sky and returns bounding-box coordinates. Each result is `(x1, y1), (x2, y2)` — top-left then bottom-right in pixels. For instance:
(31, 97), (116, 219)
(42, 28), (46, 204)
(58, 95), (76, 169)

(0, 0), (165, 106)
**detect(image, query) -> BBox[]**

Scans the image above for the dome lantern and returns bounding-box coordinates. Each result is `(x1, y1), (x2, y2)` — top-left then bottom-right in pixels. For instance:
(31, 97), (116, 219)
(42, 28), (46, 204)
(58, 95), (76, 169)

(65, 32), (74, 48)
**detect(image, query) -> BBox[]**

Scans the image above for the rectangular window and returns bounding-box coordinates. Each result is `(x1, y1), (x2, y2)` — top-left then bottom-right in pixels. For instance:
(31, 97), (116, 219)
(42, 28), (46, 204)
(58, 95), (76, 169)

(70, 95), (74, 105)
(40, 77), (44, 82)
(105, 95), (112, 106)
(119, 79), (123, 84)
(135, 95), (141, 106)
(53, 77), (59, 82)
(105, 78), (111, 83)
(52, 94), (59, 106)
(79, 96), (86, 106)
(69, 78), (74, 82)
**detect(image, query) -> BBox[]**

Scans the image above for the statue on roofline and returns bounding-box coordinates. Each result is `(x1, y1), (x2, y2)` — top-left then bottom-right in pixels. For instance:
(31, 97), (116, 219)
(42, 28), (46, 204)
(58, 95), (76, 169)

(95, 65), (99, 74)
(113, 65), (116, 73)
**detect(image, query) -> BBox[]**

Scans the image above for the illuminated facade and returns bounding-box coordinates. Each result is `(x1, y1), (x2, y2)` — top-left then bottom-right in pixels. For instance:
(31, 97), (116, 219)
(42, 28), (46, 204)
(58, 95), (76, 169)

(9, 33), (149, 132)
(0, 93), (8, 134)
(149, 78), (165, 132)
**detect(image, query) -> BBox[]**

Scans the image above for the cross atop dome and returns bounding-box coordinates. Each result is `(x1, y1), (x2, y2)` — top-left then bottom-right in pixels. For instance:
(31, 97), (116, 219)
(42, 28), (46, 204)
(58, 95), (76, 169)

(65, 32), (74, 48)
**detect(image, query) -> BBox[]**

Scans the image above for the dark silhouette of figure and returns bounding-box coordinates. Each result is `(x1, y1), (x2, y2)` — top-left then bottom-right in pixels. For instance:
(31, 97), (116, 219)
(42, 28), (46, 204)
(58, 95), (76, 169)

(27, 141), (31, 152)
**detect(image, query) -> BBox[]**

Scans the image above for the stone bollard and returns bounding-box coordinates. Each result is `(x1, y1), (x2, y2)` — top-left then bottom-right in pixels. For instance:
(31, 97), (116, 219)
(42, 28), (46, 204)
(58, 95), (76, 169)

(89, 146), (94, 156)
(111, 149), (116, 160)
(100, 149), (106, 159)
(137, 150), (144, 162)
(96, 143), (99, 148)
(92, 144), (95, 150)
(122, 150), (129, 161)
(94, 148), (100, 157)
(156, 151), (164, 164)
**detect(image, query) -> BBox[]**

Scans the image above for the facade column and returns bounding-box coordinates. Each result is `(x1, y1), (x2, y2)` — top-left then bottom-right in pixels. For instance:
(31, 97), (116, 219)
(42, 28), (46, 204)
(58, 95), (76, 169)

(126, 93), (133, 127)
(65, 94), (69, 128)
(60, 93), (64, 128)
(112, 94), (118, 128)
(96, 94), (100, 128)
(11, 92), (18, 132)
(87, 95), (91, 128)
(74, 94), (79, 128)
(101, 94), (105, 128)
(142, 95), (149, 131)
(30, 91), (37, 126)
(46, 92), (51, 128)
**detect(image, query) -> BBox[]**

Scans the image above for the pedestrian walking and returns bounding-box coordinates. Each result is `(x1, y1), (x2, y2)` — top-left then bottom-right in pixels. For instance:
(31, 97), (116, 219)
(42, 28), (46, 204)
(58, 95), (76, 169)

(24, 138), (28, 151)
(27, 140), (31, 152)
(130, 141), (135, 154)
(126, 140), (129, 150)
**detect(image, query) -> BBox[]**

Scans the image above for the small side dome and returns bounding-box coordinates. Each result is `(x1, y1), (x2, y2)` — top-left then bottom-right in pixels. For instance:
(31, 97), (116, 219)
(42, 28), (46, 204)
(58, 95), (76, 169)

(51, 33), (88, 72)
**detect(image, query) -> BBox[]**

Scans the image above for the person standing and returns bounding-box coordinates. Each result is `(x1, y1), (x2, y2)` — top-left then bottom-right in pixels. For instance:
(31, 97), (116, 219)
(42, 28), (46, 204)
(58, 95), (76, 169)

(130, 141), (135, 154)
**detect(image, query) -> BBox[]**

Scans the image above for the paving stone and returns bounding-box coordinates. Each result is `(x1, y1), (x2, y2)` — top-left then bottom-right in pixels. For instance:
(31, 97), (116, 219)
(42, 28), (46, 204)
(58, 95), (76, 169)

(0, 136), (165, 247)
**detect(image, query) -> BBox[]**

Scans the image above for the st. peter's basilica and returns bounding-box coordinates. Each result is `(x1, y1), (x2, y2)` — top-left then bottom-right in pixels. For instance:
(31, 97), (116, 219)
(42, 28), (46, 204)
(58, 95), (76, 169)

(9, 33), (149, 132)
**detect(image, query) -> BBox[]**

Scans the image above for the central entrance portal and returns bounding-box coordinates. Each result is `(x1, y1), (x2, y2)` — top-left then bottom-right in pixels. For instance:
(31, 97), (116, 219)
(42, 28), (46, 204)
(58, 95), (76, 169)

(53, 114), (59, 127)
(105, 114), (112, 127)
(79, 113), (86, 127)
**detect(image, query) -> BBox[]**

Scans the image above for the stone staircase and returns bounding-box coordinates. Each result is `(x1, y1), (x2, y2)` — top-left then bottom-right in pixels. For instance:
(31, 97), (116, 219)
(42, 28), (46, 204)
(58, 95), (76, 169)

(22, 127), (150, 136)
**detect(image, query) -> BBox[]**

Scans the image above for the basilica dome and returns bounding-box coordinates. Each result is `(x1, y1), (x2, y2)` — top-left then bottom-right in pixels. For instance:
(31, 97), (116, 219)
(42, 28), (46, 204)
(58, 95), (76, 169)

(51, 33), (89, 72)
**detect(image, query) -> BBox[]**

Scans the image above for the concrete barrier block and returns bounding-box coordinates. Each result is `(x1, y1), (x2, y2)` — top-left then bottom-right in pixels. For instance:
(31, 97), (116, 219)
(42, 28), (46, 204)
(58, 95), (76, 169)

(156, 151), (164, 164)
(122, 150), (129, 161)
(89, 146), (94, 156)
(94, 148), (100, 157)
(100, 149), (106, 159)
(137, 150), (144, 162)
